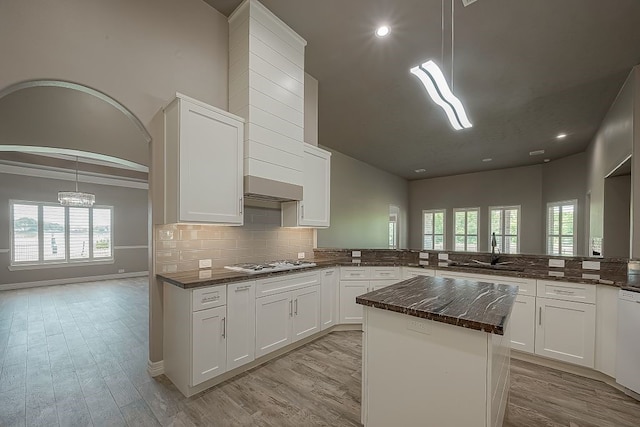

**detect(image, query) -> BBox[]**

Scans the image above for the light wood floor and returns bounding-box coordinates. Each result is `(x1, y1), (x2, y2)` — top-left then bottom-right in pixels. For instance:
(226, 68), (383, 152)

(1, 278), (639, 426)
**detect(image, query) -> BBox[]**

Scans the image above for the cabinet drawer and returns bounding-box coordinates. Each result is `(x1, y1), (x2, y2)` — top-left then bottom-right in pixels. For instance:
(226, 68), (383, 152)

(340, 267), (371, 280)
(403, 267), (436, 279)
(256, 271), (321, 298)
(536, 280), (596, 304)
(492, 277), (536, 296)
(192, 285), (227, 312)
(371, 267), (400, 279)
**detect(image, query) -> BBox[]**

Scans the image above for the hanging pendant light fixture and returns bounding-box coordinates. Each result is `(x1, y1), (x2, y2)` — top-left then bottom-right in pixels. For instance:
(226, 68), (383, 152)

(58, 156), (95, 207)
(410, 0), (472, 130)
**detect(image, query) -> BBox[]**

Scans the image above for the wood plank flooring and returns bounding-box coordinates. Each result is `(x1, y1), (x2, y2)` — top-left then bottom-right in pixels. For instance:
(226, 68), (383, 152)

(1, 277), (639, 426)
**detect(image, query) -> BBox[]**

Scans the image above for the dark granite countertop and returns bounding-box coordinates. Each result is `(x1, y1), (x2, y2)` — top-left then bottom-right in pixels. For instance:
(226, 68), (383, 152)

(356, 276), (518, 335)
(156, 259), (639, 290)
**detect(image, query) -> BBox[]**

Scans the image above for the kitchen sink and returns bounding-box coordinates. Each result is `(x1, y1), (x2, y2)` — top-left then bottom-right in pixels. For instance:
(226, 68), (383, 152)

(443, 260), (525, 272)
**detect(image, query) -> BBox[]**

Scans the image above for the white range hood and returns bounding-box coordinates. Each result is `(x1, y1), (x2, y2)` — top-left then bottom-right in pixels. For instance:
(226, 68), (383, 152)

(228, 0), (307, 202)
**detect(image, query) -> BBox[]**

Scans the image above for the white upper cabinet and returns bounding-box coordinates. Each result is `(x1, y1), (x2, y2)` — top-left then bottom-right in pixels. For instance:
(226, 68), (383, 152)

(282, 143), (331, 227)
(163, 94), (244, 225)
(229, 0), (307, 199)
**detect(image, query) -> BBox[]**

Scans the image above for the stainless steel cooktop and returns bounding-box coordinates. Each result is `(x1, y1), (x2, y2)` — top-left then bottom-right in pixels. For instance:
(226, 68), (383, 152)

(224, 260), (317, 274)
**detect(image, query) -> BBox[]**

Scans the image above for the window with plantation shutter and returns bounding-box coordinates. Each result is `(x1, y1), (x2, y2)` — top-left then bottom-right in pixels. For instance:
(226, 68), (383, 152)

(453, 208), (479, 252)
(490, 206), (520, 254)
(10, 200), (114, 267)
(547, 200), (577, 256)
(423, 209), (445, 250)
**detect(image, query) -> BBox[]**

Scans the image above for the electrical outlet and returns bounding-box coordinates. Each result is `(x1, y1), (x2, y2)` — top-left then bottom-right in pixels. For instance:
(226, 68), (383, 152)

(199, 259), (212, 269)
(352, 250), (361, 258)
(548, 259), (565, 268)
(438, 253), (449, 260)
(118, 269), (125, 273)
(297, 252), (305, 259)
(582, 260), (600, 270)
(407, 319), (431, 335)
(419, 252), (429, 259)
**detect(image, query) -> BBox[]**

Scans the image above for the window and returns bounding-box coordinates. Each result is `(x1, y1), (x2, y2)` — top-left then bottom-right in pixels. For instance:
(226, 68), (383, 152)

(490, 206), (520, 254)
(547, 200), (577, 256)
(388, 206), (399, 249)
(453, 208), (479, 251)
(11, 201), (113, 266)
(423, 209), (445, 250)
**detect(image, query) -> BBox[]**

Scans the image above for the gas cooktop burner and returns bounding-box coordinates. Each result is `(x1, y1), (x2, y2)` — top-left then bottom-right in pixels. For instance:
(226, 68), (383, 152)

(224, 260), (317, 274)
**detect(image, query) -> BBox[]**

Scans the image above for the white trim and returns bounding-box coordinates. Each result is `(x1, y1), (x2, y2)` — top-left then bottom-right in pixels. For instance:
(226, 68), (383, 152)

(0, 271), (148, 291)
(422, 209), (446, 251)
(0, 164), (148, 189)
(114, 245), (148, 250)
(605, 154), (632, 179)
(8, 259), (115, 271)
(147, 359), (165, 377)
(488, 205), (521, 254)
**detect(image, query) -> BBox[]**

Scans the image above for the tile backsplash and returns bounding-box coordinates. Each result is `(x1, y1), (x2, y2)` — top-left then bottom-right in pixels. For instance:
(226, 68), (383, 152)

(154, 207), (314, 273)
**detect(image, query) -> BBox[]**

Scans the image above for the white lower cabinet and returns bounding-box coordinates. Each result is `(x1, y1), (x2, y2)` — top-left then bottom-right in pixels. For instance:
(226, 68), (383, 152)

(320, 268), (338, 330)
(226, 281), (256, 371)
(339, 267), (402, 324)
(255, 271), (321, 358)
(192, 305), (227, 385)
(510, 294), (536, 353)
(535, 297), (596, 368)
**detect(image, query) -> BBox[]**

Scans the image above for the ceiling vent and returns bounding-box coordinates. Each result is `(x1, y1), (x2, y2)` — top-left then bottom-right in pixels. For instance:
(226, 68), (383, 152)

(461, 0), (478, 6)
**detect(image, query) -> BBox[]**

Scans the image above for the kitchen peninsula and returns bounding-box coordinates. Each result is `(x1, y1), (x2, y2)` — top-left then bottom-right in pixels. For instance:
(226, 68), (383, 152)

(357, 275), (518, 427)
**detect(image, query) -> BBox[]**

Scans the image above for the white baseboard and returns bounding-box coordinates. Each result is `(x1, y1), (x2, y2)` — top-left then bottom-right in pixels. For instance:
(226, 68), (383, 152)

(147, 359), (164, 377)
(0, 271), (148, 291)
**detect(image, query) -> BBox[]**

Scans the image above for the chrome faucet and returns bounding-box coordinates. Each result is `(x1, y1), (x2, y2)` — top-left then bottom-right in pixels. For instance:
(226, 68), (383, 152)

(491, 232), (500, 265)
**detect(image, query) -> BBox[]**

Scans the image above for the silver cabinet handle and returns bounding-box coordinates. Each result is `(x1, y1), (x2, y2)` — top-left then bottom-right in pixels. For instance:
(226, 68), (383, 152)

(539, 307), (542, 326)
(555, 289), (575, 295)
(301, 204), (304, 219)
(289, 300), (293, 317)
(222, 317), (226, 338)
(239, 198), (243, 214)
(294, 298), (298, 315)
(235, 285), (251, 292)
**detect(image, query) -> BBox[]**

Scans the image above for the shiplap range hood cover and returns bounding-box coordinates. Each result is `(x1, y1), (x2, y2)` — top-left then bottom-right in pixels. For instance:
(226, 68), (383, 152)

(228, 0), (306, 202)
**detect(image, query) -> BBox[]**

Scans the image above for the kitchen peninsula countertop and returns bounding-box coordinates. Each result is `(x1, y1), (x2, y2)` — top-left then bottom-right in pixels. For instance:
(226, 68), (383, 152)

(356, 275), (518, 335)
(156, 259), (638, 290)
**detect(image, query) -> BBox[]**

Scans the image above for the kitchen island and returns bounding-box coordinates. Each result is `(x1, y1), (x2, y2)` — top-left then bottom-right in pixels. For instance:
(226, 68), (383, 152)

(356, 275), (518, 427)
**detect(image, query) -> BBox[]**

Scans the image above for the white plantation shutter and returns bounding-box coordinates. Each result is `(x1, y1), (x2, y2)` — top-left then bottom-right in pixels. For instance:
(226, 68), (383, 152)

(43, 205), (66, 261)
(93, 208), (112, 258)
(490, 206), (520, 254)
(453, 208), (479, 252)
(423, 210), (445, 250)
(12, 203), (39, 263)
(69, 207), (90, 259)
(547, 201), (576, 256)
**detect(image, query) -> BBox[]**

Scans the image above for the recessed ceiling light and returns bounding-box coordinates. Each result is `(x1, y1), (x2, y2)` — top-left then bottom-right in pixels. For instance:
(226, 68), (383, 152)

(556, 133), (567, 139)
(414, 168), (426, 173)
(375, 26), (390, 37)
(544, 159), (551, 163)
(529, 149), (545, 156)
(482, 158), (492, 162)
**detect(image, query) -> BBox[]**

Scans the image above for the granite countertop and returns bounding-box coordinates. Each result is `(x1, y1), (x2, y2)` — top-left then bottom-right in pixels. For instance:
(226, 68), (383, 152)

(355, 275), (518, 335)
(157, 259), (638, 290)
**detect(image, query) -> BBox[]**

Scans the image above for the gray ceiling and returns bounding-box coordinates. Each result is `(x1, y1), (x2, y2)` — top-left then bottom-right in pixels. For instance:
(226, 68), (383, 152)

(204, 0), (640, 180)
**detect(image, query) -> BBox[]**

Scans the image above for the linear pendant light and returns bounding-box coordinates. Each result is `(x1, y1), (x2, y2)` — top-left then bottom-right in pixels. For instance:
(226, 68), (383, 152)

(410, 61), (472, 130)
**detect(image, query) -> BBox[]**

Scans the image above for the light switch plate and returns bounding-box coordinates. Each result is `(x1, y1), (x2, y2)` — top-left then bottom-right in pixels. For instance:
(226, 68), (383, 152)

(352, 251), (361, 258)
(548, 259), (565, 268)
(582, 273), (600, 280)
(582, 260), (600, 270)
(419, 260), (429, 266)
(438, 253), (449, 260)
(297, 252), (305, 259)
(419, 252), (429, 259)
(198, 270), (212, 279)
(548, 271), (564, 277)
(199, 259), (212, 269)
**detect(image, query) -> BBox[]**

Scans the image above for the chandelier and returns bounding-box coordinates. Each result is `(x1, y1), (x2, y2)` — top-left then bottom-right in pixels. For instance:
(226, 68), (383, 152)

(58, 156), (96, 207)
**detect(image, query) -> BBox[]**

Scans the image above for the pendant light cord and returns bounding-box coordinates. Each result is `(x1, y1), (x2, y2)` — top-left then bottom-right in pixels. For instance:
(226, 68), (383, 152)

(451, 0), (455, 91)
(75, 156), (79, 192)
(441, 0), (444, 66)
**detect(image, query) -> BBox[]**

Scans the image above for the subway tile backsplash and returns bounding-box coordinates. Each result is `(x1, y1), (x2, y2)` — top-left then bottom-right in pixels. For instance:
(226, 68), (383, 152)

(154, 207), (314, 273)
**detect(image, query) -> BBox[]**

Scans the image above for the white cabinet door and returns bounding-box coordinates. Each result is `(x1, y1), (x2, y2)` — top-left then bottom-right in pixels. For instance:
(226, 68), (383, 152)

(226, 281), (256, 371)
(192, 305), (227, 386)
(292, 285), (321, 341)
(535, 297), (596, 368)
(510, 294), (535, 353)
(339, 281), (369, 324)
(281, 144), (331, 227)
(321, 269), (338, 330)
(164, 95), (244, 225)
(255, 293), (292, 358)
